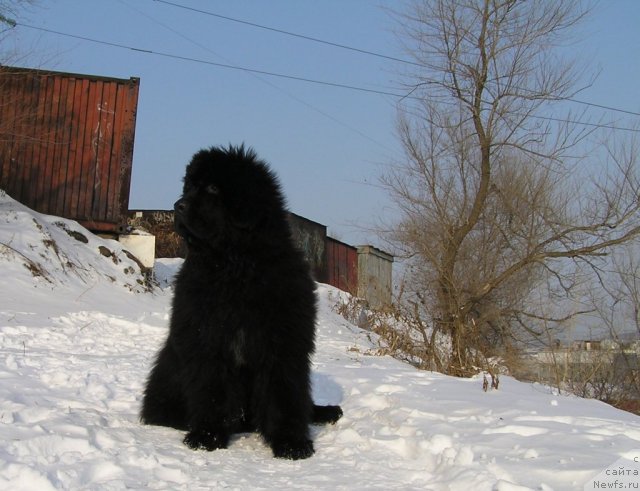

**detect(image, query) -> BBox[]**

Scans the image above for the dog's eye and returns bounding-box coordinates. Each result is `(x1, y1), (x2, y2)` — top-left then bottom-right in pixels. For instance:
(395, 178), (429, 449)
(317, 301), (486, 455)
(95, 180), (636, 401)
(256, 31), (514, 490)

(205, 184), (219, 195)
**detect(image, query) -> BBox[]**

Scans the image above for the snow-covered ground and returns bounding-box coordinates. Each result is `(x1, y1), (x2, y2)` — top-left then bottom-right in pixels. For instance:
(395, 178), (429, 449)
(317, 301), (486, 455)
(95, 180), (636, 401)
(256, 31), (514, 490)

(1, 191), (640, 490)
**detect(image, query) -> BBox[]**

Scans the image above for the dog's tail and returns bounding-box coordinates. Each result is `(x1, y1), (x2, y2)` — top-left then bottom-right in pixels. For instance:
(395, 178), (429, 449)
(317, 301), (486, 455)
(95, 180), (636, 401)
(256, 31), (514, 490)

(312, 404), (343, 425)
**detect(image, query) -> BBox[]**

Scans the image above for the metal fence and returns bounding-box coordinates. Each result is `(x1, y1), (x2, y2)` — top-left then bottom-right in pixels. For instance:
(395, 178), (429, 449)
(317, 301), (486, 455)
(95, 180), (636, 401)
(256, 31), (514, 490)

(0, 66), (140, 233)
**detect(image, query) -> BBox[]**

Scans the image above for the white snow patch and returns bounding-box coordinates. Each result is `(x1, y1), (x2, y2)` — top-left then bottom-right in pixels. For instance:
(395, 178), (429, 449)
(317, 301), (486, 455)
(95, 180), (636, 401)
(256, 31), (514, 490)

(1, 190), (640, 489)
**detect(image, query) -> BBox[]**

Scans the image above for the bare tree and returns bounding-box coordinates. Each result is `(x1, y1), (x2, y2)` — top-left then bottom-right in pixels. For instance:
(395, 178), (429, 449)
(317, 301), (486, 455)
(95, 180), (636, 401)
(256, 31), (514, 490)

(0, 0), (35, 57)
(383, 0), (640, 376)
(0, 1), (19, 28)
(586, 239), (640, 403)
(0, 1), (49, 148)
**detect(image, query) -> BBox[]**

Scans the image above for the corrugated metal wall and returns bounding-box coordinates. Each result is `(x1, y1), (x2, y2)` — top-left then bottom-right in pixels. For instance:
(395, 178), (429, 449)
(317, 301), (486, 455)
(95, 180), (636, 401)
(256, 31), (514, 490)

(125, 209), (391, 302)
(326, 237), (358, 295)
(357, 245), (394, 309)
(287, 212), (327, 283)
(0, 66), (139, 232)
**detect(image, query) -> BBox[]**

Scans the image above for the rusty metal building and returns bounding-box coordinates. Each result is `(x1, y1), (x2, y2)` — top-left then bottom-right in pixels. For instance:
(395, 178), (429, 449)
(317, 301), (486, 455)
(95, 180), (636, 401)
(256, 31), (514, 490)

(326, 237), (358, 295)
(128, 210), (388, 303)
(286, 214), (359, 296)
(0, 66), (140, 233)
(287, 212), (328, 283)
(0, 65), (392, 303)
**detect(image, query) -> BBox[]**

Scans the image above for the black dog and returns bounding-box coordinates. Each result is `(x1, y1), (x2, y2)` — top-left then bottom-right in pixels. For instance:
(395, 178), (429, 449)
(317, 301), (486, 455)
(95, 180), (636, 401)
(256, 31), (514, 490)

(141, 145), (342, 459)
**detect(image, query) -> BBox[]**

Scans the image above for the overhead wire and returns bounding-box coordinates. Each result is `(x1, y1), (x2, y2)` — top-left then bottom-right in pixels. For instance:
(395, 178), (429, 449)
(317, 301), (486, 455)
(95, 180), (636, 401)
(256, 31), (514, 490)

(16, 23), (407, 99)
(116, 0), (398, 154)
(153, 0), (640, 120)
(152, 0), (422, 68)
(13, 22), (640, 134)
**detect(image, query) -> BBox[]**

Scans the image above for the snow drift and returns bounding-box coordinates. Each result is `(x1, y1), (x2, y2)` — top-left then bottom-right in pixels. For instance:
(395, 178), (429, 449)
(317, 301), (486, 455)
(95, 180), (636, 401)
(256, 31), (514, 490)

(1, 190), (640, 490)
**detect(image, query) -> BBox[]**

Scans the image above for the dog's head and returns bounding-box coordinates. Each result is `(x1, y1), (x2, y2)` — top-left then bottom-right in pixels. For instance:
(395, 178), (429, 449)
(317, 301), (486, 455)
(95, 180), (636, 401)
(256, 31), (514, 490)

(174, 144), (289, 249)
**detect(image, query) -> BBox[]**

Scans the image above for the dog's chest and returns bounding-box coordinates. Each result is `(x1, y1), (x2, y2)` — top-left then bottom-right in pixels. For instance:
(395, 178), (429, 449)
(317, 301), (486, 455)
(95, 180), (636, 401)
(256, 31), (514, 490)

(230, 327), (247, 366)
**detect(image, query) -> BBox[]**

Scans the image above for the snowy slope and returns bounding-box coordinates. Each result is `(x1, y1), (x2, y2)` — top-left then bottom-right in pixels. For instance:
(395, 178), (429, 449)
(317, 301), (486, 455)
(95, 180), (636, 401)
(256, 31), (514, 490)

(1, 191), (640, 491)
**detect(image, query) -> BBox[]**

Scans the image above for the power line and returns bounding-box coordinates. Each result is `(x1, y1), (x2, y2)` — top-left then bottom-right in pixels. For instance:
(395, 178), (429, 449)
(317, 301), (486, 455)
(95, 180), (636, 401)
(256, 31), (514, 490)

(154, 0), (640, 119)
(17, 23), (406, 99)
(117, 0), (397, 154)
(14, 23), (640, 134)
(557, 98), (640, 118)
(152, 0), (421, 68)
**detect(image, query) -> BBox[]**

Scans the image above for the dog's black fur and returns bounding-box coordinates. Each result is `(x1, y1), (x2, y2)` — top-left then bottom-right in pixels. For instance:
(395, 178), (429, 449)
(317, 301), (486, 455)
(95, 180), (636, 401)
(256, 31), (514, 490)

(141, 144), (342, 459)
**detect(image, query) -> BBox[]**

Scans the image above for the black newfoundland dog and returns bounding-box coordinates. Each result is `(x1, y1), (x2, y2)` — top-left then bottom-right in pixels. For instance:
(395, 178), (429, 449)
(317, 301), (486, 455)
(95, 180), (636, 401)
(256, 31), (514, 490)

(141, 144), (342, 459)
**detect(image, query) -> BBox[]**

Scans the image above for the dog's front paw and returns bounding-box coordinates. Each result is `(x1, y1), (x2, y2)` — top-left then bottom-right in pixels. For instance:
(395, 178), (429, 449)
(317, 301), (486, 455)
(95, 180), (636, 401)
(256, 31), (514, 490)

(183, 428), (229, 451)
(271, 438), (315, 460)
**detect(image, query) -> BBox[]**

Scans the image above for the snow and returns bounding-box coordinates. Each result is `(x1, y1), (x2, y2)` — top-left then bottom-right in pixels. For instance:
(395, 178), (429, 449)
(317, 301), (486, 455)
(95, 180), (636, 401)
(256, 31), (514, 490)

(2, 190), (640, 490)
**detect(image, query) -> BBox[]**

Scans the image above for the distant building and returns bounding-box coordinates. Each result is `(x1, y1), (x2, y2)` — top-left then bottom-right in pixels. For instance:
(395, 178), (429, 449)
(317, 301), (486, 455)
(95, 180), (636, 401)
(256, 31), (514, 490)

(0, 65), (395, 306)
(128, 210), (394, 307)
(357, 245), (394, 310)
(0, 66), (140, 233)
(571, 340), (602, 351)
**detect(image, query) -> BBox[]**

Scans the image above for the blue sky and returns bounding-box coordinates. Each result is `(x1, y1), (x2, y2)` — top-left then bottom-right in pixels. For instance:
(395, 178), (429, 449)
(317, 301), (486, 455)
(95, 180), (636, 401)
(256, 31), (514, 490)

(5, 0), (640, 247)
